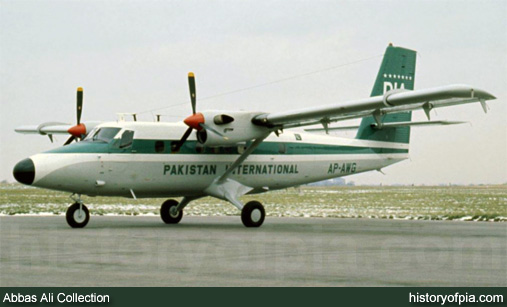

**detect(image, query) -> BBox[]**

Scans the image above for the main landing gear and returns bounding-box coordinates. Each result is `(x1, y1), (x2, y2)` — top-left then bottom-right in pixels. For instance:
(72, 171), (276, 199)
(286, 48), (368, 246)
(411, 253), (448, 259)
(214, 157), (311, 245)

(160, 199), (183, 224)
(66, 194), (90, 228)
(241, 201), (266, 227)
(159, 198), (266, 227)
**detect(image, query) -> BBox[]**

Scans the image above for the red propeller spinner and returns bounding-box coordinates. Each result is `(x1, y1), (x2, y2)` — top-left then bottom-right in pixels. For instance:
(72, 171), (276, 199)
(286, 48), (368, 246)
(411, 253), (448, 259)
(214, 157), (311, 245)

(183, 113), (205, 130)
(67, 123), (86, 138)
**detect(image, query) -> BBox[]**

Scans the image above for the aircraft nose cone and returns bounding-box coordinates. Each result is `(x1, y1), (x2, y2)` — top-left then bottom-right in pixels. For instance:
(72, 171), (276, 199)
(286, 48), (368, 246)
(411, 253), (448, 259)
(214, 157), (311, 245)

(13, 158), (35, 185)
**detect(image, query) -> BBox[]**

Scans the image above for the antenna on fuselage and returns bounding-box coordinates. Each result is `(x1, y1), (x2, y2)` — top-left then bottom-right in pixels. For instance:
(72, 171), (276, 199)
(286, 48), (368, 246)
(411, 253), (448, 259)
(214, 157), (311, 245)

(116, 113), (138, 122)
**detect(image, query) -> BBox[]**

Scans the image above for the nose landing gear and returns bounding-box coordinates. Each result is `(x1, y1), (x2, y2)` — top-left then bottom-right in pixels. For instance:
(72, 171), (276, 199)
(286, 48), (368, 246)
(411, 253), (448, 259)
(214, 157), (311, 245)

(66, 202), (90, 228)
(66, 194), (90, 228)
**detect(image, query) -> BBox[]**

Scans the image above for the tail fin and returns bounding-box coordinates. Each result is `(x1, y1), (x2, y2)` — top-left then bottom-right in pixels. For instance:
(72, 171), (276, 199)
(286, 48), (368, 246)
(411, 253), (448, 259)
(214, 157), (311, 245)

(355, 44), (417, 143)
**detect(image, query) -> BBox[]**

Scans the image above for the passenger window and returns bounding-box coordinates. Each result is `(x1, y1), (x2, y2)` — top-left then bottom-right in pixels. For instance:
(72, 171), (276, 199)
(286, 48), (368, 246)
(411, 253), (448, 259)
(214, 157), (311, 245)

(170, 141), (180, 153)
(278, 143), (287, 154)
(119, 130), (134, 148)
(223, 146), (235, 154)
(195, 144), (204, 153)
(155, 141), (165, 153)
(295, 134), (302, 141)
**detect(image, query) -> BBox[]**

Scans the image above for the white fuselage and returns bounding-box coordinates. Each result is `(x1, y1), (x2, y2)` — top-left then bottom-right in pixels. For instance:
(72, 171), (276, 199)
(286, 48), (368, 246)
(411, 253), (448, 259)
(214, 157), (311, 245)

(27, 122), (409, 198)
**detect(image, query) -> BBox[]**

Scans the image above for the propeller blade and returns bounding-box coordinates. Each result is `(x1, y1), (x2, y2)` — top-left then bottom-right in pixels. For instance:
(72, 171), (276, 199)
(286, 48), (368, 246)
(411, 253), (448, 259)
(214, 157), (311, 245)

(200, 123), (228, 140)
(188, 72), (196, 114)
(171, 127), (193, 152)
(64, 135), (76, 146)
(77, 87), (83, 125)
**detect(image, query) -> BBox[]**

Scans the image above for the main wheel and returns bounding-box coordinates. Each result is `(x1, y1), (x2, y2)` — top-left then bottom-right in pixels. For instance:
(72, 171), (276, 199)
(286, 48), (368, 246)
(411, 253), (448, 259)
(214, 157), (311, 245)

(160, 199), (183, 224)
(66, 202), (90, 228)
(241, 201), (265, 227)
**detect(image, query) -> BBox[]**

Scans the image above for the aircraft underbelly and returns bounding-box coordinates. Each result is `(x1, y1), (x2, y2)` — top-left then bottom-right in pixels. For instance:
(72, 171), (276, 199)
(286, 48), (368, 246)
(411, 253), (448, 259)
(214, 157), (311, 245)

(31, 153), (407, 197)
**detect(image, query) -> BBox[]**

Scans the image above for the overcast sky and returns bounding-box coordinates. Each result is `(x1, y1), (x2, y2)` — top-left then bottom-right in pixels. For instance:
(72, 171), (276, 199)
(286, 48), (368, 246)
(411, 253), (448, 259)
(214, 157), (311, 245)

(1, 0), (506, 185)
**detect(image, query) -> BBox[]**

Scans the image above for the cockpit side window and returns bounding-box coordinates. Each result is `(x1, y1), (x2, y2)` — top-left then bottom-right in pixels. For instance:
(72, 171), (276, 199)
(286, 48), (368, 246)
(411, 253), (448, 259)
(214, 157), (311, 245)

(90, 128), (121, 143)
(119, 130), (135, 148)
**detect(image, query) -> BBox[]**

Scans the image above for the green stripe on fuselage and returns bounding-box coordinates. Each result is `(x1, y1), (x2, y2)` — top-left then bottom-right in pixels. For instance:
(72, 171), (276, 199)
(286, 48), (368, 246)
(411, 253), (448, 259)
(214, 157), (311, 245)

(45, 139), (408, 155)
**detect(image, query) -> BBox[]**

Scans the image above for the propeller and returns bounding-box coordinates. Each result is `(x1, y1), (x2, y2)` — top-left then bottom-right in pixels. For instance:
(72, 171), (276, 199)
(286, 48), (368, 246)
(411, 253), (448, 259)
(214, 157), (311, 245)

(188, 72), (196, 114)
(77, 87), (83, 125)
(64, 87), (87, 145)
(171, 73), (228, 152)
(63, 135), (75, 146)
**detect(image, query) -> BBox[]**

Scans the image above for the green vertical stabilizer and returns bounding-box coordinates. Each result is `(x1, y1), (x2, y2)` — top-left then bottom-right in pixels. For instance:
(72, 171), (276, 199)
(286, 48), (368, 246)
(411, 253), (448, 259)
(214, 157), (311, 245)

(355, 44), (417, 144)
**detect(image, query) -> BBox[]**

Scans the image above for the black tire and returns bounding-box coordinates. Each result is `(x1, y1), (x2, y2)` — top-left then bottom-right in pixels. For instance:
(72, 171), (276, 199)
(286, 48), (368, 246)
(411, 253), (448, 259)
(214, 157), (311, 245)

(66, 202), (90, 228)
(160, 199), (183, 224)
(241, 201), (265, 227)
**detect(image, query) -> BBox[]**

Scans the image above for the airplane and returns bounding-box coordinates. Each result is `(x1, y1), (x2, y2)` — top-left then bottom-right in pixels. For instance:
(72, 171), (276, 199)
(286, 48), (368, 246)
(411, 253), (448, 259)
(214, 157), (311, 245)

(12, 44), (497, 228)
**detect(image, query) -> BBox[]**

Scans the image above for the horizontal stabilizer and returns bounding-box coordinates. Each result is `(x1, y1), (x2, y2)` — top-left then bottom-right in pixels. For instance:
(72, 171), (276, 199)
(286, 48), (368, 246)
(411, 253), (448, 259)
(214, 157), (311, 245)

(373, 120), (468, 128)
(305, 125), (360, 132)
(305, 120), (467, 132)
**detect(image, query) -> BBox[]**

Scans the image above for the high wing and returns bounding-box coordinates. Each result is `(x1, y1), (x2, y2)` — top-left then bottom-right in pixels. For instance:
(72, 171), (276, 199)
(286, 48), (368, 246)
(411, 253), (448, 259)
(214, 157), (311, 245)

(14, 87), (101, 144)
(15, 122), (73, 135)
(15, 121), (101, 143)
(252, 84), (496, 130)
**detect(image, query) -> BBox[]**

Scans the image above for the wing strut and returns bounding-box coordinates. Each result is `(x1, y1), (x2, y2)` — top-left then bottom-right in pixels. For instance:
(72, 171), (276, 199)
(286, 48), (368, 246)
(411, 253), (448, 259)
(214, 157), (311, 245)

(203, 133), (270, 209)
(217, 134), (269, 183)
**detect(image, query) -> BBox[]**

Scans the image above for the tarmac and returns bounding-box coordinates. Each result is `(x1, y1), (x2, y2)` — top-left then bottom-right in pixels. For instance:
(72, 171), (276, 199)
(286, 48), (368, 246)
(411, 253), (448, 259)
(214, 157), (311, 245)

(0, 216), (505, 286)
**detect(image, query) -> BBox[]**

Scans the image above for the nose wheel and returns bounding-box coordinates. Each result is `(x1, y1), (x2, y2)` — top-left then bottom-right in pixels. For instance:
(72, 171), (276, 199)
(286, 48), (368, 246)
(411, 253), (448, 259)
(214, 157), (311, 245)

(241, 201), (265, 227)
(66, 202), (90, 228)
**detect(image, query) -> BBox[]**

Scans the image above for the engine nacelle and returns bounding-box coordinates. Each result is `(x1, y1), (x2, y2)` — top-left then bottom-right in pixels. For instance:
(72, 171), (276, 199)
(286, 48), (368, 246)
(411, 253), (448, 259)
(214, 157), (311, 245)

(196, 111), (270, 146)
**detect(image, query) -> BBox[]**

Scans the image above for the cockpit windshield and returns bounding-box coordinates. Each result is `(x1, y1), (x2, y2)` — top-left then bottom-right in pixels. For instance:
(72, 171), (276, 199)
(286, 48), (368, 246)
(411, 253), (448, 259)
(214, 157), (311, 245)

(85, 127), (121, 143)
(84, 127), (98, 140)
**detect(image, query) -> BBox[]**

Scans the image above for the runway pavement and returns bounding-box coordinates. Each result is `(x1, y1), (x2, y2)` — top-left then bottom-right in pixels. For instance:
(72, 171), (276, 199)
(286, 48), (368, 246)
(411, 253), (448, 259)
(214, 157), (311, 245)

(0, 216), (505, 286)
